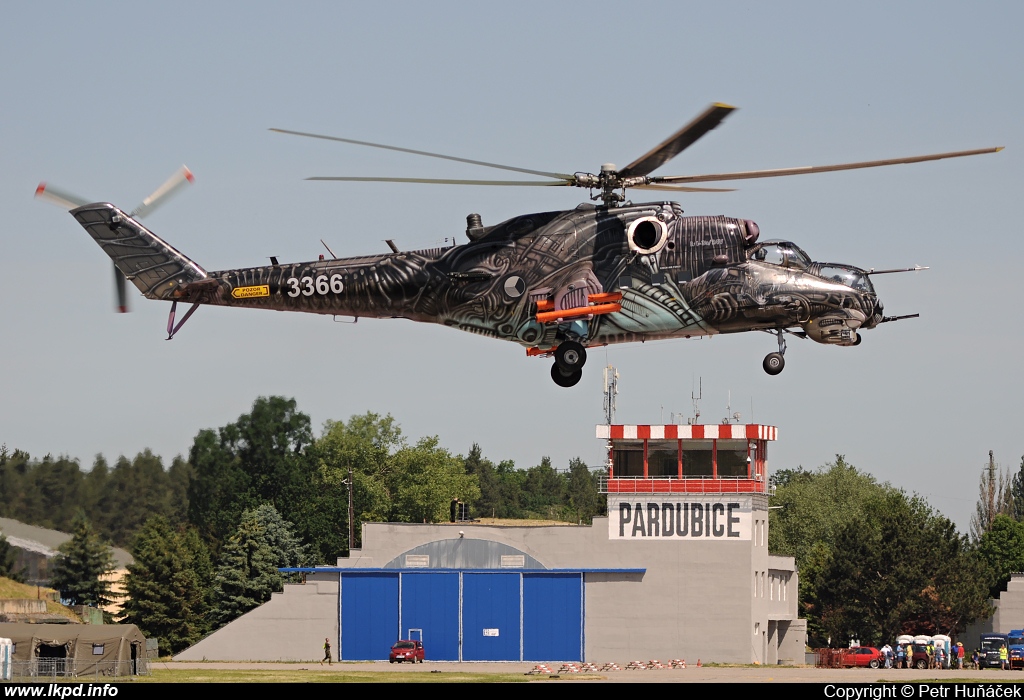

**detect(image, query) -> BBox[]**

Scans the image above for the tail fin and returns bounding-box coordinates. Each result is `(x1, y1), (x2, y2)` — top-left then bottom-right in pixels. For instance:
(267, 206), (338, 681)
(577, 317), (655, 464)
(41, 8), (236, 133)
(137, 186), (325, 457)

(71, 203), (207, 301)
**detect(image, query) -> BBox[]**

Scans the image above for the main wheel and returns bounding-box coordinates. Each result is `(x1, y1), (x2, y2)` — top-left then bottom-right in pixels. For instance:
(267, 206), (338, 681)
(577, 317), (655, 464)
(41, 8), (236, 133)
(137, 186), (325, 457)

(763, 352), (785, 375)
(554, 340), (587, 373)
(551, 363), (583, 387)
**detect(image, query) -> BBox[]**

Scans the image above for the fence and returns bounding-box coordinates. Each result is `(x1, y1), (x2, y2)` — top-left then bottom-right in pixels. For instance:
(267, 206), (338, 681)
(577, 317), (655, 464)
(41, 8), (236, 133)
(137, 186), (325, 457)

(598, 475), (767, 494)
(7, 658), (150, 680)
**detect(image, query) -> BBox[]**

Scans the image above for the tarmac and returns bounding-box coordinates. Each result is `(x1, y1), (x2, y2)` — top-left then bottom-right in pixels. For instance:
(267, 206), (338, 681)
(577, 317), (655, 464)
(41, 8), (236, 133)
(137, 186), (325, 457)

(156, 661), (1024, 682)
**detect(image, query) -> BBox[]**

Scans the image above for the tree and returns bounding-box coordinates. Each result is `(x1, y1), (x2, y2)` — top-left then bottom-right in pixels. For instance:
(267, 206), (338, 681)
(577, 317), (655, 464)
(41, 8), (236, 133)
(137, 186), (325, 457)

(566, 457), (601, 524)
(50, 514), (115, 607)
(121, 517), (211, 655)
(768, 456), (885, 564)
(392, 437), (480, 523)
(101, 450), (176, 547)
(771, 457), (991, 646)
(313, 412), (405, 548)
(977, 514), (1024, 597)
(188, 397), (314, 553)
(522, 457), (565, 519)
(464, 444), (501, 519)
(210, 504), (309, 629)
(1009, 456), (1024, 521)
(970, 452), (1012, 541)
(0, 532), (24, 582)
(810, 491), (989, 645)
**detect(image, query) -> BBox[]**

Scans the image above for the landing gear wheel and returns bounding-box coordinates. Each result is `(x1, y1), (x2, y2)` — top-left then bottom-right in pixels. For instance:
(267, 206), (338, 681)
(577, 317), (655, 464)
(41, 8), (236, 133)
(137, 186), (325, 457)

(763, 352), (785, 375)
(551, 363), (583, 387)
(554, 340), (587, 372)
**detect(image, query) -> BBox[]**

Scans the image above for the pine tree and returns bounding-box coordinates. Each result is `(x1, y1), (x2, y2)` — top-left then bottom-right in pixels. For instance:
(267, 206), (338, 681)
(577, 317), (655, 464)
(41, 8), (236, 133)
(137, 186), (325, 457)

(121, 517), (210, 655)
(210, 504), (309, 629)
(50, 514), (114, 607)
(1010, 456), (1024, 521)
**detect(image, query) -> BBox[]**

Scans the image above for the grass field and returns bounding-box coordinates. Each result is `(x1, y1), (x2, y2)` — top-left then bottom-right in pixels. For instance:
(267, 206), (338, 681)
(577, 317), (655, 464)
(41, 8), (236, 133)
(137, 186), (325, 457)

(135, 668), (564, 683)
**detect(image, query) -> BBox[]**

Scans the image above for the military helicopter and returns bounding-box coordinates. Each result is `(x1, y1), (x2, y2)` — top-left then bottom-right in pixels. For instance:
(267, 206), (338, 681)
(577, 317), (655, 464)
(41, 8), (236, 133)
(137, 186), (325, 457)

(37, 103), (1001, 387)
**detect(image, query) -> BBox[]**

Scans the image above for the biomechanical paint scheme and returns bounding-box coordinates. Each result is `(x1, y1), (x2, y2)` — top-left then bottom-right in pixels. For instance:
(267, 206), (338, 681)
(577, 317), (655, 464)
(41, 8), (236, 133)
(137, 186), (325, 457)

(41, 104), (1001, 386)
(71, 200), (881, 386)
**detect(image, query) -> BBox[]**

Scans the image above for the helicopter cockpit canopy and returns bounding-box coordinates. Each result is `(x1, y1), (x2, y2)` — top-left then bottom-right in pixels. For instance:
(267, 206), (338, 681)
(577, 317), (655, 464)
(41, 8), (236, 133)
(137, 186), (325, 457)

(746, 240), (811, 269)
(813, 263), (875, 293)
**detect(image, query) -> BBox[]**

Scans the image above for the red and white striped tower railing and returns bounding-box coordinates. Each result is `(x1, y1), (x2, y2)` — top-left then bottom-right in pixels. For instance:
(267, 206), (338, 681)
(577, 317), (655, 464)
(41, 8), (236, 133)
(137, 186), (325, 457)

(596, 424), (778, 494)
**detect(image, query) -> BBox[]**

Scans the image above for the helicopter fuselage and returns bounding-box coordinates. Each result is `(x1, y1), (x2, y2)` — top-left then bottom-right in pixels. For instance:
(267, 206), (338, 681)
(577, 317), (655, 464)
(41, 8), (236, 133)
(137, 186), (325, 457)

(165, 201), (882, 352)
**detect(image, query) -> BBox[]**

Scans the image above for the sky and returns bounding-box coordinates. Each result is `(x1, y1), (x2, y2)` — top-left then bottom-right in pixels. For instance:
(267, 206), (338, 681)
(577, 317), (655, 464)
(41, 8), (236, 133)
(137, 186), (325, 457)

(1, 1), (1020, 532)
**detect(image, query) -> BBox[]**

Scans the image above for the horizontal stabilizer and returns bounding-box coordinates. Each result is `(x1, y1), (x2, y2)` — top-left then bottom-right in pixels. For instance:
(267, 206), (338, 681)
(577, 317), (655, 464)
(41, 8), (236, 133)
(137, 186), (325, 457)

(71, 203), (207, 300)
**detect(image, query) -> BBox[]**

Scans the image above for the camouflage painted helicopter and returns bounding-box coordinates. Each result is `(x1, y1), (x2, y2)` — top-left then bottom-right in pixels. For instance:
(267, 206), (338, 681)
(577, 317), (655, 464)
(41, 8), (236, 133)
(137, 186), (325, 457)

(37, 104), (1001, 387)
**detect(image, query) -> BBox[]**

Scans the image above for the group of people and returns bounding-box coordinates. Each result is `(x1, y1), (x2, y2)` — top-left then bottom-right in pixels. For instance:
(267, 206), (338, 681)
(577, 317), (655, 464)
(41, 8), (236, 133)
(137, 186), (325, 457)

(879, 641), (968, 669)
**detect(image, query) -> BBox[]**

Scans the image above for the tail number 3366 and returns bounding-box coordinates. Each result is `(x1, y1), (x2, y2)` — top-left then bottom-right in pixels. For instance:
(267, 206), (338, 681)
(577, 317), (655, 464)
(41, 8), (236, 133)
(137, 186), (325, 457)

(286, 275), (345, 297)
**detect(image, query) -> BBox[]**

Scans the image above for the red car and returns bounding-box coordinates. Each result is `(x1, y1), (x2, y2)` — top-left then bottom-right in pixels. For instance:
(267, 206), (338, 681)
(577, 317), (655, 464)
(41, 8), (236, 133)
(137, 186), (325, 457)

(389, 640), (424, 663)
(840, 647), (883, 668)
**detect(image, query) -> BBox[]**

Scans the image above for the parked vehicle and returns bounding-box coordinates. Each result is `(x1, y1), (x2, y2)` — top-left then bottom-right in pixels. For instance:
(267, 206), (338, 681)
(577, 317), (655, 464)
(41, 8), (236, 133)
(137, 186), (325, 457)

(389, 640), (424, 663)
(979, 634), (1008, 669)
(1007, 630), (1024, 670)
(840, 647), (882, 668)
(908, 644), (931, 670)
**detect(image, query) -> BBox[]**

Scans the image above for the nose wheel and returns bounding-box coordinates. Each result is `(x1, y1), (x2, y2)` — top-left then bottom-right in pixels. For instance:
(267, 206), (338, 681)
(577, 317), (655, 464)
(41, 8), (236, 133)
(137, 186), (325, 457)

(763, 330), (786, 376)
(551, 340), (587, 387)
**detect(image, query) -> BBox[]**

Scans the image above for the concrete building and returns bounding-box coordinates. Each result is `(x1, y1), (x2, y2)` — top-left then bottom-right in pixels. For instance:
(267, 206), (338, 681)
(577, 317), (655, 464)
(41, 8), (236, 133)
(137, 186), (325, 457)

(178, 422), (805, 664)
(965, 572), (1024, 645)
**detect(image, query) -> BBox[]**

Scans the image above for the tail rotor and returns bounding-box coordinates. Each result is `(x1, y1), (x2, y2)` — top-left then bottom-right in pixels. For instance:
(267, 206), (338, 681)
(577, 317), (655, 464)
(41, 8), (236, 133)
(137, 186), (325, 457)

(35, 166), (194, 313)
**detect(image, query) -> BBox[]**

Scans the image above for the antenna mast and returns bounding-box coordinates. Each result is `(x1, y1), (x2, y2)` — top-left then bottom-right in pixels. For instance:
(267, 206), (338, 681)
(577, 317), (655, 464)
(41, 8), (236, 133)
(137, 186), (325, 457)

(603, 365), (619, 425)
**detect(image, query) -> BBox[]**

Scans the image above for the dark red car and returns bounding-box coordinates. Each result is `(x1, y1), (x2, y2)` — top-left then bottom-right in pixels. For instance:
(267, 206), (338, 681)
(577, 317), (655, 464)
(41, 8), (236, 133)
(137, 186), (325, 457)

(389, 640), (424, 663)
(840, 647), (883, 668)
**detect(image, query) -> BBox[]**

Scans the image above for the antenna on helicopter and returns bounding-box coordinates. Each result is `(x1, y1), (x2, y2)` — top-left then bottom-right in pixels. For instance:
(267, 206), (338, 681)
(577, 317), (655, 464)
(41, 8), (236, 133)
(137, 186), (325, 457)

(320, 239), (339, 260)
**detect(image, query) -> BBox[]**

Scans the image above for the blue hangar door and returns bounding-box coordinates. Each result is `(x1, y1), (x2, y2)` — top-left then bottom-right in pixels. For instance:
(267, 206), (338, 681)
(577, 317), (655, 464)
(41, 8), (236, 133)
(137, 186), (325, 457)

(523, 573), (583, 662)
(341, 571), (584, 661)
(400, 572), (459, 661)
(462, 572), (521, 661)
(340, 572), (399, 661)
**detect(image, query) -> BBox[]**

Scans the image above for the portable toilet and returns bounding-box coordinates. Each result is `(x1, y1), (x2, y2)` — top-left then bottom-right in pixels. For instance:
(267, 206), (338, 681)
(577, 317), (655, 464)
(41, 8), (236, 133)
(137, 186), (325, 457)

(0, 638), (12, 681)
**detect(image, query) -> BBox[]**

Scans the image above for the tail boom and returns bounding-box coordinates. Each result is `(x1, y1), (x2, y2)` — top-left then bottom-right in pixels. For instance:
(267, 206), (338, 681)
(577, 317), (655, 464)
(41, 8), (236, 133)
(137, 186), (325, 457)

(71, 203), (207, 300)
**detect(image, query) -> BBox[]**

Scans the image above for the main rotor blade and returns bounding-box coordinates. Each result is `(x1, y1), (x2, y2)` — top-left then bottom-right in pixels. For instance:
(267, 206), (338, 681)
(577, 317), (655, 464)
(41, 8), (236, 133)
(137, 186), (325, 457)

(651, 147), (1004, 184)
(618, 103), (737, 179)
(34, 183), (91, 210)
(633, 183), (735, 193)
(271, 128), (573, 180)
(307, 176), (572, 186)
(131, 166), (194, 219)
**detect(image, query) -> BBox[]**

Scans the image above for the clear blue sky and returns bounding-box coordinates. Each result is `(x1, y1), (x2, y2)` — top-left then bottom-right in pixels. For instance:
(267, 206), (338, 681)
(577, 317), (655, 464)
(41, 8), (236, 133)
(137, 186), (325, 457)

(2, 1), (1020, 531)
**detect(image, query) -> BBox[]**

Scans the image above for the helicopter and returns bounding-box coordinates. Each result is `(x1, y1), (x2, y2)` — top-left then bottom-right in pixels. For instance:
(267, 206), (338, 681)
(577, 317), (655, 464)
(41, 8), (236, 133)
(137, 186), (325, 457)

(37, 103), (1001, 387)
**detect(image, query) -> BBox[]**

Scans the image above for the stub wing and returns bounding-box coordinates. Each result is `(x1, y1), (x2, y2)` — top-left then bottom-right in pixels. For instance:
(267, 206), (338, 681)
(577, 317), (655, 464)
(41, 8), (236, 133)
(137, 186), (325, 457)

(71, 203), (207, 300)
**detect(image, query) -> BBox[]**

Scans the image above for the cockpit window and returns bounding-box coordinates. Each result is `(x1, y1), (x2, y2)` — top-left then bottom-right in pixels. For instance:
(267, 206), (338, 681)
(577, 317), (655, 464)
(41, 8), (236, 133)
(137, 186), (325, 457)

(747, 240), (810, 269)
(816, 264), (874, 293)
